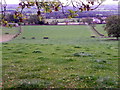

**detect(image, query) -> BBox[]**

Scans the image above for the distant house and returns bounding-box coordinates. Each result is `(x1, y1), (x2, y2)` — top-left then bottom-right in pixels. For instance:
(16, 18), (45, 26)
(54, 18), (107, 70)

(8, 23), (19, 27)
(57, 23), (66, 25)
(102, 20), (106, 24)
(92, 18), (101, 24)
(101, 17), (107, 19)
(57, 22), (84, 25)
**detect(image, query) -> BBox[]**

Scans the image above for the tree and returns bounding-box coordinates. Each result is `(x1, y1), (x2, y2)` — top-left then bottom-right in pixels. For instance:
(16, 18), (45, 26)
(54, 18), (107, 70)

(5, 14), (19, 23)
(105, 15), (120, 40)
(28, 15), (41, 24)
(1, 0), (106, 26)
(13, 0), (106, 21)
(1, 0), (106, 31)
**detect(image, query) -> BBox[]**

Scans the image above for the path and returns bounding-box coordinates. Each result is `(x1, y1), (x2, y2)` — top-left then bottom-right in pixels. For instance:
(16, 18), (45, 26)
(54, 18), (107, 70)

(0, 34), (17, 43)
(90, 26), (104, 36)
(88, 25), (113, 38)
(0, 26), (22, 43)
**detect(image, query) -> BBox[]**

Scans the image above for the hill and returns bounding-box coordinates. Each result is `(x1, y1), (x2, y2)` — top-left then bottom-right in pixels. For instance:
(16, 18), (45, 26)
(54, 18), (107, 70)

(6, 4), (118, 18)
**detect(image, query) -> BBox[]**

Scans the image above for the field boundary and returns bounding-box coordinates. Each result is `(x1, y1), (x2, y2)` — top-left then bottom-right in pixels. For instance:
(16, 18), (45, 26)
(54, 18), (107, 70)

(89, 25), (114, 38)
(0, 26), (22, 43)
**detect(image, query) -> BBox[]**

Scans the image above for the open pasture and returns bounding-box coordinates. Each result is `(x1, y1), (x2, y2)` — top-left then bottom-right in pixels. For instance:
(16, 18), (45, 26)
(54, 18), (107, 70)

(2, 25), (119, 88)
(9, 25), (92, 44)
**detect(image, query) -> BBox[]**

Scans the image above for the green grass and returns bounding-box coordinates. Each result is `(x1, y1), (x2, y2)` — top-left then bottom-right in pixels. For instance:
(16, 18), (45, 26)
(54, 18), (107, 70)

(95, 24), (108, 36)
(2, 25), (119, 88)
(1, 27), (19, 35)
(9, 25), (92, 44)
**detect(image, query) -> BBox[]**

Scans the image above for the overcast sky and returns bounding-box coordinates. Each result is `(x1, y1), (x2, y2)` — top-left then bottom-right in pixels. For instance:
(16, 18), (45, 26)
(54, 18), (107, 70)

(5, 0), (119, 4)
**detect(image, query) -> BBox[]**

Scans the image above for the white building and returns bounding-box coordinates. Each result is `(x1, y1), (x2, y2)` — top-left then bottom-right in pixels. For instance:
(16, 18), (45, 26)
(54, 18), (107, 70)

(92, 18), (101, 24)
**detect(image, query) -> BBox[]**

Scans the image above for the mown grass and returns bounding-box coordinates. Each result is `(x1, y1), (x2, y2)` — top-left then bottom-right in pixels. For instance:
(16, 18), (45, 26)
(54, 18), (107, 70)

(9, 25), (96, 44)
(1, 27), (19, 35)
(2, 25), (119, 88)
(95, 24), (108, 36)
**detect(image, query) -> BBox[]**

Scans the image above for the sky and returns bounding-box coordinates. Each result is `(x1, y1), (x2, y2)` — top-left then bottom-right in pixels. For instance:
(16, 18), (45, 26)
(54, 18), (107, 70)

(5, 0), (119, 5)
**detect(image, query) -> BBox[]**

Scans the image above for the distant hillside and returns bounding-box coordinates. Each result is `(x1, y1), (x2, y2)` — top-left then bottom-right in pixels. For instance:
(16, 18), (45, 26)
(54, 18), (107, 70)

(7, 4), (118, 10)
(94, 4), (118, 10)
(7, 4), (19, 9)
(6, 4), (118, 18)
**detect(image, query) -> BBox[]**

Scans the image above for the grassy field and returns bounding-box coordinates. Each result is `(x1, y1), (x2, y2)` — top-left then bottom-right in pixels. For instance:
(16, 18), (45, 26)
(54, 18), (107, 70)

(1, 27), (20, 35)
(95, 24), (108, 36)
(2, 25), (119, 88)
(9, 25), (92, 44)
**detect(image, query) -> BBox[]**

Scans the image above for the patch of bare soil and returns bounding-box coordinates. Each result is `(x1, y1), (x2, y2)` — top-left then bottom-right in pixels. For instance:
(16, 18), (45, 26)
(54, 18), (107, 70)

(0, 34), (16, 43)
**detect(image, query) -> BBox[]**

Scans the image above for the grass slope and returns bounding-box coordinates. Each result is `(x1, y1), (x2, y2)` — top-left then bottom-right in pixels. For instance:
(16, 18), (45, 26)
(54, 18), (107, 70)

(1, 27), (19, 35)
(95, 24), (108, 36)
(9, 25), (94, 44)
(2, 25), (119, 88)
